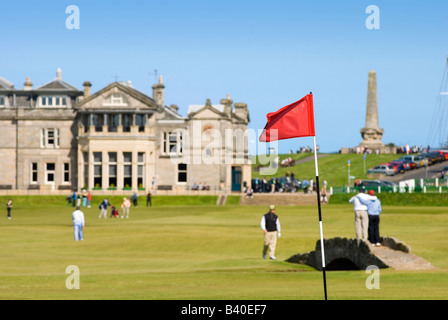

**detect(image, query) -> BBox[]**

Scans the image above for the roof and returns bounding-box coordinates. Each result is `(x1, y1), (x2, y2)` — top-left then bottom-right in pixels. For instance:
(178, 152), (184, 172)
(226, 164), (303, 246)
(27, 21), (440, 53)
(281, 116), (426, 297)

(0, 77), (14, 89)
(35, 68), (80, 91)
(76, 81), (158, 110)
(187, 104), (225, 115)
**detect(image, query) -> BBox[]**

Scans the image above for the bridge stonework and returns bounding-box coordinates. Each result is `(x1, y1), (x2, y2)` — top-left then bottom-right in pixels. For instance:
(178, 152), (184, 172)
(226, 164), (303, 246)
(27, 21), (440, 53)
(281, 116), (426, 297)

(286, 236), (435, 271)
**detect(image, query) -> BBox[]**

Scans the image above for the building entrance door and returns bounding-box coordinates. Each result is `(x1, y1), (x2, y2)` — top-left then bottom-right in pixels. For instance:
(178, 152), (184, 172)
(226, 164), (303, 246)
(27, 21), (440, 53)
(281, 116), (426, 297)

(231, 166), (242, 192)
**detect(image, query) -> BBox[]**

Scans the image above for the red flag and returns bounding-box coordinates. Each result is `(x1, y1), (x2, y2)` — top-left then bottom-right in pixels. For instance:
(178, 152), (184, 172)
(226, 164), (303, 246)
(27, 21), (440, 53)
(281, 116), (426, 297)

(259, 94), (315, 142)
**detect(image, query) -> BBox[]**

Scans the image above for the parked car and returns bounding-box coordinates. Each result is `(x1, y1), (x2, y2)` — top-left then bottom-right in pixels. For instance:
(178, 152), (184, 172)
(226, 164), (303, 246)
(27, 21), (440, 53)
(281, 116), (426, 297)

(275, 177), (302, 192)
(412, 155), (429, 167)
(421, 152), (445, 165)
(387, 161), (405, 174)
(367, 164), (395, 176)
(393, 159), (416, 170)
(399, 155), (422, 168)
(380, 180), (399, 188)
(434, 150), (448, 160)
(441, 166), (448, 179)
(358, 180), (398, 188)
(403, 160), (417, 170)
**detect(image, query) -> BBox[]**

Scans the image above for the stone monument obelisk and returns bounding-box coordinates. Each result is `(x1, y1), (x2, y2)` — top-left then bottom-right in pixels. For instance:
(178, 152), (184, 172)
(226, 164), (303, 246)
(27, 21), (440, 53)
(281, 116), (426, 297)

(359, 70), (385, 152)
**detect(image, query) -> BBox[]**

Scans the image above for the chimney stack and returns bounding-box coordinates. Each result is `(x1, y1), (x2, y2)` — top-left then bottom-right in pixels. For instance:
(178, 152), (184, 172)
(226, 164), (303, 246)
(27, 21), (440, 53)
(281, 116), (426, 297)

(56, 67), (62, 80)
(152, 75), (165, 106)
(234, 102), (249, 122)
(220, 94), (233, 116)
(83, 81), (92, 98)
(24, 77), (32, 90)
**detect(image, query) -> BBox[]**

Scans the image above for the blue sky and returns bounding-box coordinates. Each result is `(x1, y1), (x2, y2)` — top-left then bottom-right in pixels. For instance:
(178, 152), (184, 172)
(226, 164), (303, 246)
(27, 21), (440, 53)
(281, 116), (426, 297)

(1, 0), (448, 154)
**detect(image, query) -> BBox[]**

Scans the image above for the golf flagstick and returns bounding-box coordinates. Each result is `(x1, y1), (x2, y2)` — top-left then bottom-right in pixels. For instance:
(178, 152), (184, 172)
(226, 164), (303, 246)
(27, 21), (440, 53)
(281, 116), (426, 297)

(313, 135), (328, 300)
(258, 92), (327, 299)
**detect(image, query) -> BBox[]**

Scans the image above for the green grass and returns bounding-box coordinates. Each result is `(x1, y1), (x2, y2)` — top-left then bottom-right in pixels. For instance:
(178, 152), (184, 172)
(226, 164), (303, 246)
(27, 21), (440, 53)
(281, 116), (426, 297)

(0, 195), (219, 209)
(0, 196), (447, 300)
(330, 193), (448, 206)
(252, 153), (400, 186)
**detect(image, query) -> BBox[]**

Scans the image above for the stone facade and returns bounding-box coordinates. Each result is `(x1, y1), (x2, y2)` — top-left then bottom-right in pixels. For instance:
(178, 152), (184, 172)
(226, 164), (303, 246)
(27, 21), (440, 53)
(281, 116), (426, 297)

(0, 70), (251, 194)
(286, 236), (435, 271)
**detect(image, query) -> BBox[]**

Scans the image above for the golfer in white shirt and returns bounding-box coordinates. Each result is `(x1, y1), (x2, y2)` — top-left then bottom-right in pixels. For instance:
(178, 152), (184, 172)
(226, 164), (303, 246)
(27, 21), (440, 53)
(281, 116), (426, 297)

(349, 188), (369, 243)
(72, 206), (85, 241)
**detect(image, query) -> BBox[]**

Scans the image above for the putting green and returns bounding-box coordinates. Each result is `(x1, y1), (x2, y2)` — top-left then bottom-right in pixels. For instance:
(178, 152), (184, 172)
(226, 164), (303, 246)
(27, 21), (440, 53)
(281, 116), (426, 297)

(0, 200), (447, 300)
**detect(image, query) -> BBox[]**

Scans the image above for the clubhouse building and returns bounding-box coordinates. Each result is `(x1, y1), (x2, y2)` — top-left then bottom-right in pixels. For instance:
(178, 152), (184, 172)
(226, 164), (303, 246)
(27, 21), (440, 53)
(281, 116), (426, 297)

(0, 69), (251, 195)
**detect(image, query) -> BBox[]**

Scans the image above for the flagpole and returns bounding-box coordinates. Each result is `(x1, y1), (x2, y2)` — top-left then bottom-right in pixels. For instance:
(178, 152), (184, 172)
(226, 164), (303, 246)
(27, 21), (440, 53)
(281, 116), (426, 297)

(311, 98), (328, 300)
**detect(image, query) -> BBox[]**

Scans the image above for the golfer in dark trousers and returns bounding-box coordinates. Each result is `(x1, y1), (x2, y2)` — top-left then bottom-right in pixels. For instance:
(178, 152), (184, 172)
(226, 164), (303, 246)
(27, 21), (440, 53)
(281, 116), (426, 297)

(260, 205), (281, 260)
(6, 199), (12, 219)
(357, 190), (382, 246)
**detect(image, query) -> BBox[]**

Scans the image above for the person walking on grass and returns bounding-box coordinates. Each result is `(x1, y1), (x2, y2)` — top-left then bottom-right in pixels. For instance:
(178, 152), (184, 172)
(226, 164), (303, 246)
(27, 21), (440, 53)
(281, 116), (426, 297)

(72, 206), (85, 241)
(260, 205), (281, 260)
(121, 197), (131, 219)
(146, 192), (152, 207)
(98, 198), (109, 218)
(6, 199), (12, 220)
(87, 191), (91, 208)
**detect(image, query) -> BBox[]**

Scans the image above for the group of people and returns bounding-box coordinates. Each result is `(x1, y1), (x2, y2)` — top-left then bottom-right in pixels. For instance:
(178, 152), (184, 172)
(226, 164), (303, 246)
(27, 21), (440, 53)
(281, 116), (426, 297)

(349, 187), (382, 246)
(69, 190), (92, 208)
(98, 197), (132, 219)
(290, 146), (316, 154)
(71, 191), (153, 241)
(191, 182), (210, 191)
(280, 157), (294, 167)
(5, 185), (378, 252)
(246, 177), (328, 204)
(259, 186), (382, 260)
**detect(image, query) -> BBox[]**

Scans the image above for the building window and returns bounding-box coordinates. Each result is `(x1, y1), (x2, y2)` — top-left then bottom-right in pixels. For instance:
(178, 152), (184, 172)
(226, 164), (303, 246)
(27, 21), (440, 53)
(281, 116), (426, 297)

(123, 152), (132, 188)
(112, 94), (123, 104)
(40, 96), (67, 107)
(63, 163), (70, 183)
(83, 152), (89, 188)
(41, 128), (60, 148)
(108, 114), (119, 132)
(81, 114), (89, 132)
(92, 114), (103, 132)
(108, 152), (117, 188)
(162, 131), (183, 155)
(45, 163), (55, 184)
(31, 162), (38, 184)
(138, 152), (144, 189)
(136, 114), (146, 132)
(104, 93), (127, 106)
(177, 163), (187, 183)
(169, 132), (177, 153)
(162, 132), (167, 153)
(0, 96), (5, 107)
(93, 152), (102, 188)
(122, 114), (131, 132)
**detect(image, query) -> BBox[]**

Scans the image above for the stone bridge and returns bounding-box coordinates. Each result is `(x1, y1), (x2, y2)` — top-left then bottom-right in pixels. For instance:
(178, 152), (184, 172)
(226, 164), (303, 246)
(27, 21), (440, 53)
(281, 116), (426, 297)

(286, 237), (436, 271)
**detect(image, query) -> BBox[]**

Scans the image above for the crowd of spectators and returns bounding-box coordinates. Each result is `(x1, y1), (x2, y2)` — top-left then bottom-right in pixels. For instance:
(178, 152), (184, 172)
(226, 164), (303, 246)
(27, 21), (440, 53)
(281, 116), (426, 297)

(245, 172), (318, 195)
